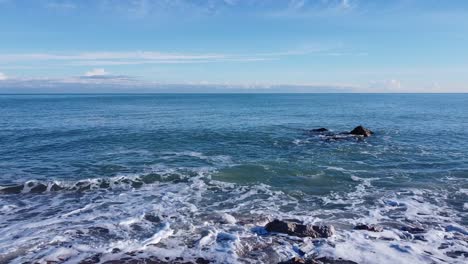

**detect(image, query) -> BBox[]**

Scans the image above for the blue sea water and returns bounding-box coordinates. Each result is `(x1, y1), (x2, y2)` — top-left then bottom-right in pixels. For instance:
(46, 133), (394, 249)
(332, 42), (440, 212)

(0, 94), (467, 263)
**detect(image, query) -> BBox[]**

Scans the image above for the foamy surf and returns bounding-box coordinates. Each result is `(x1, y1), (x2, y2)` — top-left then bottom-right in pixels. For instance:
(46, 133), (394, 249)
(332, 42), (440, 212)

(0, 169), (466, 264)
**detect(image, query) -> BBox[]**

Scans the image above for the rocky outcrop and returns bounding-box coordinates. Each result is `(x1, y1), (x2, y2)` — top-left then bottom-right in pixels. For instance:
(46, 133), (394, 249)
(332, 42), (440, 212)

(354, 224), (383, 232)
(265, 219), (335, 238)
(349, 126), (373, 137)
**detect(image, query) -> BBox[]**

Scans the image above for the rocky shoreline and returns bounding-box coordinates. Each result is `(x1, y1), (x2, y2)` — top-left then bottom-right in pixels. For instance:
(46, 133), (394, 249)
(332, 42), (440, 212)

(70, 217), (456, 264)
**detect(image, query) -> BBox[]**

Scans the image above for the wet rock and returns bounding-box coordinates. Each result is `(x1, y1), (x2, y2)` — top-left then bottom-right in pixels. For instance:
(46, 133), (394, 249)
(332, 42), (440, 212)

(311, 128), (329, 133)
(446, 250), (468, 258)
(50, 183), (63, 191)
(354, 224), (383, 232)
(265, 219), (335, 238)
(102, 257), (209, 264)
(349, 125), (373, 137)
(111, 248), (121, 254)
(30, 183), (47, 193)
(315, 257), (358, 264)
(99, 180), (110, 189)
(413, 235), (427, 242)
(401, 225), (425, 234)
(279, 257), (357, 264)
(88, 227), (110, 235)
(79, 254), (101, 264)
(0, 184), (23, 194)
(278, 257), (316, 264)
(195, 258), (210, 264)
(144, 213), (161, 223)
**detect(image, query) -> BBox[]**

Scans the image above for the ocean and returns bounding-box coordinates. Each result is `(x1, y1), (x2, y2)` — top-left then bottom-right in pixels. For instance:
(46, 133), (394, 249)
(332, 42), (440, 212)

(0, 94), (467, 263)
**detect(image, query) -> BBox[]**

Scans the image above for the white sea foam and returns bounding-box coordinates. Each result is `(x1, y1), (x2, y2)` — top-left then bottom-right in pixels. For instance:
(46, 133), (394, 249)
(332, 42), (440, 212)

(0, 167), (466, 264)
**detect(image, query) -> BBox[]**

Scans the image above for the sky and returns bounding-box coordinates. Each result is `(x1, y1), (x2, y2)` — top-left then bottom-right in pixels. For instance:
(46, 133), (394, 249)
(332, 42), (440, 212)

(0, 0), (467, 93)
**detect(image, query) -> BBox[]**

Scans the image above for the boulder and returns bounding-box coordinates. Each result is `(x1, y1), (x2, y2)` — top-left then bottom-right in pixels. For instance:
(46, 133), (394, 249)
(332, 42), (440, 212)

(265, 219), (335, 238)
(354, 224), (383, 232)
(349, 126), (373, 137)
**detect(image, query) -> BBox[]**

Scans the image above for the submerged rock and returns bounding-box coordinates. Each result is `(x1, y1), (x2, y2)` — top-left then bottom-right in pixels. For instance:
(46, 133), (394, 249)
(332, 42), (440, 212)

(354, 224), (383, 232)
(265, 219), (335, 238)
(311, 128), (329, 133)
(349, 126), (373, 137)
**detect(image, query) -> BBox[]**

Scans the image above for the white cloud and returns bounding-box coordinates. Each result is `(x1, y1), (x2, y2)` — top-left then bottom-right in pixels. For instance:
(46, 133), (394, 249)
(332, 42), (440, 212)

(85, 68), (108, 77)
(0, 72), (7, 81)
(0, 46), (358, 67)
(367, 79), (402, 92)
(46, 1), (77, 10)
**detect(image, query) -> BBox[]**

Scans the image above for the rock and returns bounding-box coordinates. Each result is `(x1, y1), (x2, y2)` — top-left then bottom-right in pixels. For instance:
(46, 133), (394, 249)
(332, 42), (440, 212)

(278, 257), (315, 264)
(349, 125), (373, 137)
(401, 225), (425, 234)
(278, 257), (357, 264)
(195, 258), (210, 264)
(88, 227), (110, 235)
(144, 213), (161, 223)
(0, 184), (23, 194)
(30, 183), (47, 193)
(311, 128), (329, 133)
(446, 250), (468, 258)
(265, 219), (335, 238)
(50, 183), (63, 191)
(315, 257), (358, 264)
(79, 254), (101, 264)
(354, 224), (383, 232)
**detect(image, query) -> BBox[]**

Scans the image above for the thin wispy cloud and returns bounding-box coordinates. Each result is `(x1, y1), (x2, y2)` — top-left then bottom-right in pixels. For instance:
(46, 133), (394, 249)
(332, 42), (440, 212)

(84, 68), (108, 77)
(0, 47), (361, 67)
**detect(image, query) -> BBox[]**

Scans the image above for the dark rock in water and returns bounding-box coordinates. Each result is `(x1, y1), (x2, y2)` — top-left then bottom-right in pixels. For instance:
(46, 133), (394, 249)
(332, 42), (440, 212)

(30, 183), (47, 193)
(315, 257), (358, 264)
(88, 227), (110, 235)
(0, 184), (23, 194)
(102, 257), (210, 264)
(278, 257), (357, 264)
(265, 219), (335, 238)
(144, 213), (161, 223)
(446, 250), (468, 258)
(401, 225), (425, 234)
(50, 183), (63, 191)
(349, 125), (373, 137)
(311, 128), (329, 133)
(354, 224), (383, 232)
(278, 257), (313, 264)
(413, 234), (427, 241)
(79, 254), (101, 264)
(195, 258), (210, 264)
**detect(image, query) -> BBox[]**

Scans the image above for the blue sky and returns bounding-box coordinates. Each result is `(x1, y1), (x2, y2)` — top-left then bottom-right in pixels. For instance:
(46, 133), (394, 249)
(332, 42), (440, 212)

(0, 0), (467, 92)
